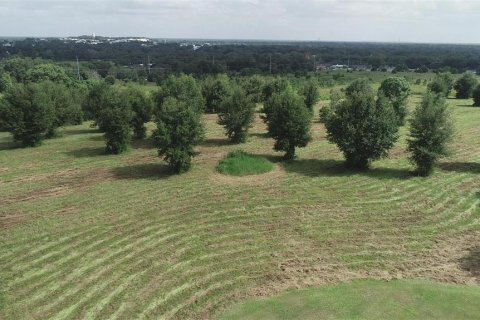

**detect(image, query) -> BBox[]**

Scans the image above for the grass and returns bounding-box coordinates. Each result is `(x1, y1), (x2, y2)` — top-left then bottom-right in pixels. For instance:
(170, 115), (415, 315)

(218, 279), (480, 320)
(0, 81), (479, 319)
(216, 150), (274, 176)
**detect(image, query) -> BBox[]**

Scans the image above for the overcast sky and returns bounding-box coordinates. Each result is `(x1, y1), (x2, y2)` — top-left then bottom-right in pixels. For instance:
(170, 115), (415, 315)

(0, 0), (479, 43)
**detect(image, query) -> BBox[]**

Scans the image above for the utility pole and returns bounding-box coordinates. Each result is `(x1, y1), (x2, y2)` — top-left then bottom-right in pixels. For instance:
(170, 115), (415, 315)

(312, 54), (317, 72)
(76, 56), (81, 81)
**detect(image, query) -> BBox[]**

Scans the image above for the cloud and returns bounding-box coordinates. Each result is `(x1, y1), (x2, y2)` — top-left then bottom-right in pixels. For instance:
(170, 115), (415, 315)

(0, 0), (479, 42)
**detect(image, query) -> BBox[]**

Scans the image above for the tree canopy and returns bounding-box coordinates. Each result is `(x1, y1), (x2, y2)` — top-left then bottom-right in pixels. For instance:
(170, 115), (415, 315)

(265, 86), (312, 160)
(321, 79), (399, 169)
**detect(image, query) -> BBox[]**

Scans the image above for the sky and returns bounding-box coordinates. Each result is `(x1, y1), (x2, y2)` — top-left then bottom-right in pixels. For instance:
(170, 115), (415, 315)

(0, 0), (479, 43)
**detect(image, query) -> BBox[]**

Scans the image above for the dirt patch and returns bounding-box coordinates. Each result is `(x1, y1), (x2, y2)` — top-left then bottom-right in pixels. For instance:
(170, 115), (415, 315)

(1, 168), (116, 206)
(2, 168), (82, 184)
(236, 231), (480, 307)
(410, 232), (480, 285)
(0, 212), (31, 230)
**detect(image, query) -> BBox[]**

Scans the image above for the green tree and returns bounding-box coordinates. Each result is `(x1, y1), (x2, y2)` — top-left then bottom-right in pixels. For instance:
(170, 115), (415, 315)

(240, 75), (265, 103)
(378, 77), (411, 125)
(202, 74), (231, 113)
(473, 85), (480, 106)
(320, 79), (399, 169)
(0, 72), (13, 93)
(104, 75), (116, 85)
(453, 73), (478, 99)
(2, 57), (39, 82)
(265, 87), (312, 160)
(26, 63), (74, 86)
(0, 83), (55, 146)
(39, 81), (83, 138)
(156, 74), (205, 113)
(82, 81), (110, 121)
(218, 87), (255, 143)
(96, 88), (133, 154)
(153, 98), (204, 173)
(122, 87), (154, 139)
(428, 73), (454, 97)
(302, 80), (320, 111)
(261, 78), (290, 123)
(262, 77), (289, 103)
(407, 93), (454, 176)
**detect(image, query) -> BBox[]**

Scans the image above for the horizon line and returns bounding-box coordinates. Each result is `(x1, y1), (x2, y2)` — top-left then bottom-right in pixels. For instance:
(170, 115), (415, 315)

(1, 35), (480, 46)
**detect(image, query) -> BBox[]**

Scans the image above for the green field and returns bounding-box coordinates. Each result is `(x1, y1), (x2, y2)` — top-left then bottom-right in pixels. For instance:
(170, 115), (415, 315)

(0, 83), (479, 319)
(218, 279), (480, 320)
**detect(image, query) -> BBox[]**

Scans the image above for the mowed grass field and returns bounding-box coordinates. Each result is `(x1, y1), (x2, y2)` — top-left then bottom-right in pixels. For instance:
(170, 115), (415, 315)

(219, 279), (480, 319)
(1, 84), (479, 319)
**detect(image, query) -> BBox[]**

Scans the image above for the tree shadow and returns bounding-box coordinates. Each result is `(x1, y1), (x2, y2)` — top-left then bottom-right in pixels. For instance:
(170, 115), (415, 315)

(131, 138), (155, 150)
(65, 147), (107, 158)
(255, 153), (285, 163)
(61, 128), (100, 135)
(280, 158), (412, 180)
(439, 162), (480, 174)
(200, 138), (232, 147)
(89, 136), (104, 141)
(250, 132), (270, 139)
(0, 139), (22, 151)
(112, 163), (171, 180)
(457, 104), (478, 108)
(459, 246), (480, 281)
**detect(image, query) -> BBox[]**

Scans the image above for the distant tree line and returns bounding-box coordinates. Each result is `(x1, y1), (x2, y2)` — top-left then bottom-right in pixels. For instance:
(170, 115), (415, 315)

(2, 39), (480, 76)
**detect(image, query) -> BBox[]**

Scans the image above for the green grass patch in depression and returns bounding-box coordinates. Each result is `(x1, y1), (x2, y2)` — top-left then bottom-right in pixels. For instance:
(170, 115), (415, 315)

(217, 279), (480, 320)
(217, 150), (274, 176)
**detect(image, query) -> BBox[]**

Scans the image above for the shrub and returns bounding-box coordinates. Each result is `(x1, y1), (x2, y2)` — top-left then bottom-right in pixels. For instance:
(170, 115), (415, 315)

(217, 151), (273, 176)
(302, 80), (320, 111)
(0, 83), (55, 146)
(407, 93), (454, 176)
(473, 85), (480, 106)
(123, 87), (154, 139)
(454, 73), (478, 99)
(218, 87), (255, 143)
(153, 98), (204, 173)
(428, 73), (454, 97)
(320, 79), (399, 169)
(378, 77), (411, 125)
(265, 86), (312, 160)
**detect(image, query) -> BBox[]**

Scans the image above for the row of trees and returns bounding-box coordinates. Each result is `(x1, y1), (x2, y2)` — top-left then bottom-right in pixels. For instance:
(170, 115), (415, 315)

(319, 79), (453, 176)
(0, 70), (458, 176)
(429, 71), (480, 106)
(0, 81), (83, 146)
